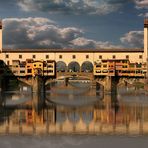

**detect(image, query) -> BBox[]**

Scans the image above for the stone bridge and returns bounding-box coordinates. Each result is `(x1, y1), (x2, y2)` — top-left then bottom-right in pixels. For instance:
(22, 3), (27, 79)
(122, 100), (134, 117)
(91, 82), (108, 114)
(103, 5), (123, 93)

(1, 72), (146, 114)
(96, 76), (145, 92)
(56, 72), (94, 80)
(17, 72), (146, 94)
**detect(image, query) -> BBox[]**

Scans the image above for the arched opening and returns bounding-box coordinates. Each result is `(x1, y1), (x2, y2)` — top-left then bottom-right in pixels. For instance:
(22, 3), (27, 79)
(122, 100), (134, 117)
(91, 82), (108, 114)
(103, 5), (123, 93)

(56, 112), (66, 123)
(68, 61), (80, 72)
(81, 61), (93, 72)
(68, 112), (80, 123)
(81, 111), (93, 124)
(56, 61), (67, 72)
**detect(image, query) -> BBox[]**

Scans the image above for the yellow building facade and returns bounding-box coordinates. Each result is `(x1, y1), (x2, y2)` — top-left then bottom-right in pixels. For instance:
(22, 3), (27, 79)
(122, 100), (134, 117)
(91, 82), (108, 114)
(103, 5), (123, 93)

(0, 19), (148, 76)
(94, 59), (145, 77)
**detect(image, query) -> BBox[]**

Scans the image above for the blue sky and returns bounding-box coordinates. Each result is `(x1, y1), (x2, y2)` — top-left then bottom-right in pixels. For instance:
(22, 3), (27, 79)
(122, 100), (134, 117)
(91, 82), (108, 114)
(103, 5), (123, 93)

(0, 0), (148, 49)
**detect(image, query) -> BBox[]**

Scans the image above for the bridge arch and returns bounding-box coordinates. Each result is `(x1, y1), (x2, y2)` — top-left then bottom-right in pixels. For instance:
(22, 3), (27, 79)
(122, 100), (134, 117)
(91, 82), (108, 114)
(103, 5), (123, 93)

(56, 61), (67, 72)
(81, 61), (93, 72)
(81, 111), (93, 124)
(68, 61), (80, 72)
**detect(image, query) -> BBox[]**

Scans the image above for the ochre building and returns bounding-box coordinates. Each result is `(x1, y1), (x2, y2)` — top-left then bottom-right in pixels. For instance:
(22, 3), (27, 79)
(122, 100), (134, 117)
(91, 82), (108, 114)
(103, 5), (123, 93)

(0, 19), (147, 76)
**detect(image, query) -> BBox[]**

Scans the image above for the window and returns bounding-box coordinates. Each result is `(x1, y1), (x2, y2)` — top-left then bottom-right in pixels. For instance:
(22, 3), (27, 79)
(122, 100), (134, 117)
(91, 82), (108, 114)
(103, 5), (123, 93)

(26, 59), (33, 63)
(39, 64), (41, 67)
(102, 60), (107, 63)
(96, 65), (101, 68)
(32, 55), (36, 59)
(109, 70), (114, 73)
(20, 70), (25, 73)
(27, 69), (32, 73)
(126, 55), (129, 59)
(102, 70), (108, 73)
(7, 61), (9, 65)
(136, 63), (142, 68)
(112, 55), (116, 59)
(96, 70), (101, 73)
(99, 55), (102, 59)
(19, 55), (22, 59)
(129, 64), (135, 68)
(109, 65), (113, 68)
(34, 64), (36, 67)
(48, 70), (53, 73)
(48, 65), (53, 68)
(123, 60), (128, 63)
(59, 55), (62, 59)
(139, 55), (142, 59)
(6, 54), (9, 58)
(20, 65), (25, 68)
(46, 55), (49, 59)
(72, 55), (76, 59)
(86, 55), (89, 59)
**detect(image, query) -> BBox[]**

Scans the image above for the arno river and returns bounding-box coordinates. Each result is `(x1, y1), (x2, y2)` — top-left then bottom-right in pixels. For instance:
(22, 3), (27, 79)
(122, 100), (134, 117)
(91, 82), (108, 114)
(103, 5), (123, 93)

(0, 79), (148, 147)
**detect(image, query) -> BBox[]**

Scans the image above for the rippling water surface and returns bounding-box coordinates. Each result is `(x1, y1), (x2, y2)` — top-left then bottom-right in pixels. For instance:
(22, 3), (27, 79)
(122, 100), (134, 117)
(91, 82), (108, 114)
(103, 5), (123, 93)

(0, 135), (148, 148)
(0, 80), (148, 147)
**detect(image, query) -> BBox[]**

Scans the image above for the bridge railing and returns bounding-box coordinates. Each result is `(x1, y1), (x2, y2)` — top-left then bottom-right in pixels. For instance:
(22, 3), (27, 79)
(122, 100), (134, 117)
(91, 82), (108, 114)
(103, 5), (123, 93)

(56, 72), (94, 79)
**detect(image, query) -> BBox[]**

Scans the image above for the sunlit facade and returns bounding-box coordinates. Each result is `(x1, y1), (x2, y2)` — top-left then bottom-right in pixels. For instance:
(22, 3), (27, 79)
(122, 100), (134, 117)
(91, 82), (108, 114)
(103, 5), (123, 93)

(0, 19), (147, 76)
(94, 59), (146, 77)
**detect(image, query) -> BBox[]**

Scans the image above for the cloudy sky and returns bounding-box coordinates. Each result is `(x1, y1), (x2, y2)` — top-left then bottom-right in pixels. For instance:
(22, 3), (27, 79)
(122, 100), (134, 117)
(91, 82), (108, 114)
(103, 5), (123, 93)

(0, 0), (148, 49)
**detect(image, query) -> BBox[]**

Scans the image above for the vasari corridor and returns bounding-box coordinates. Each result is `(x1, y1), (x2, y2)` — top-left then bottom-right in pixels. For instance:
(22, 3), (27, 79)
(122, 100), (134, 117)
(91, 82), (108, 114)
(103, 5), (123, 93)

(0, 1), (148, 147)
(0, 19), (148, 135)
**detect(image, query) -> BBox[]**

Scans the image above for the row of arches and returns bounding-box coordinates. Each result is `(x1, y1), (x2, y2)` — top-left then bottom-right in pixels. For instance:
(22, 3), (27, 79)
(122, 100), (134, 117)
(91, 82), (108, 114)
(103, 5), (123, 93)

(56, 111), (93, 124)
(56, 61), (93, 72)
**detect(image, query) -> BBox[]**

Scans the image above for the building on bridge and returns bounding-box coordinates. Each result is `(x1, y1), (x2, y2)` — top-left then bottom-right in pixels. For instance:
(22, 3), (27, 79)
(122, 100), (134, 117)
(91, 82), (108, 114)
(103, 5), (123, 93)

(10, 59), (55, 77)
(0, 19), (148, 76)
(94, 59), (146, 77)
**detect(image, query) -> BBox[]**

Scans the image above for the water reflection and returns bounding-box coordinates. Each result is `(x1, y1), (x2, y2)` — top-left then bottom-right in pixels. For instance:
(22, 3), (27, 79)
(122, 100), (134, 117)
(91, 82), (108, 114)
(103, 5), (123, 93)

(0, 80), (148, 135)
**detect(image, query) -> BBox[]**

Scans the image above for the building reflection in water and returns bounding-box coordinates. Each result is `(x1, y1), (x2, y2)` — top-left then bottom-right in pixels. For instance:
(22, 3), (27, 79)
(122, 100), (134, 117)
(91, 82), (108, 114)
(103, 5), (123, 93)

(0, 80), (148, 135)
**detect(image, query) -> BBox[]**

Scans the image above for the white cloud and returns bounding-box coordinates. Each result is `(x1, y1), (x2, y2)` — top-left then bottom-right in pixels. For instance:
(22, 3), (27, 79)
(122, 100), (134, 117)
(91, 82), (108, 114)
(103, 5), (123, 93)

(134, 0), (148, 9)
(120, 30), (143, 48)
(3, 17), (82, 48)
(138, 12), (148, 17)
(3, 17), (121, 49)
(71, 37), (122, 49)
(17, 0), (125, 15)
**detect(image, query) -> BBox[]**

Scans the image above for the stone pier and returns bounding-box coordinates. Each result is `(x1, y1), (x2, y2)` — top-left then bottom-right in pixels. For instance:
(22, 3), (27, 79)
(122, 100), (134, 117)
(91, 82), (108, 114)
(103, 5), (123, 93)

(32, 75), (45, 113)
(144, 57), (148, 91)
(104, 76), (112, 92)
(103, 76), (119, 93)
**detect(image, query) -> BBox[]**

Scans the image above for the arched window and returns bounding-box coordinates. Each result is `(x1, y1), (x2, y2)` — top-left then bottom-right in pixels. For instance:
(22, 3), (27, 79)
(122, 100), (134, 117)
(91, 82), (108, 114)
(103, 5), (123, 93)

(81, 61), (93, 72)
(68, 61), (80, 72)
(56, 61), (67, 72)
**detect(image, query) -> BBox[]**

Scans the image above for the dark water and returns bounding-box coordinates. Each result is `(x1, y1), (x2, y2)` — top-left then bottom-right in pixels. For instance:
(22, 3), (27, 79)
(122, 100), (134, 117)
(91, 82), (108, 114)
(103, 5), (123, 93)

(1, 80), (148, 130)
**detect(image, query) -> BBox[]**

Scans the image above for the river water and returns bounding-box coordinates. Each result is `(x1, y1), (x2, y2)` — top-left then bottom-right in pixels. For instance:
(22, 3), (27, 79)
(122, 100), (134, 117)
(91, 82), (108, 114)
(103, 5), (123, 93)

(0, 79), (148, 147)
(0, 135), (148, 148)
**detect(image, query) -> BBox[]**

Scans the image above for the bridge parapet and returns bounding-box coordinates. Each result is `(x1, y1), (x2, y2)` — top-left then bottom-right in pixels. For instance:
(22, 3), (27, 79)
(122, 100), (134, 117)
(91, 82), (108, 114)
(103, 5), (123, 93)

(56, 72), (94, 80)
